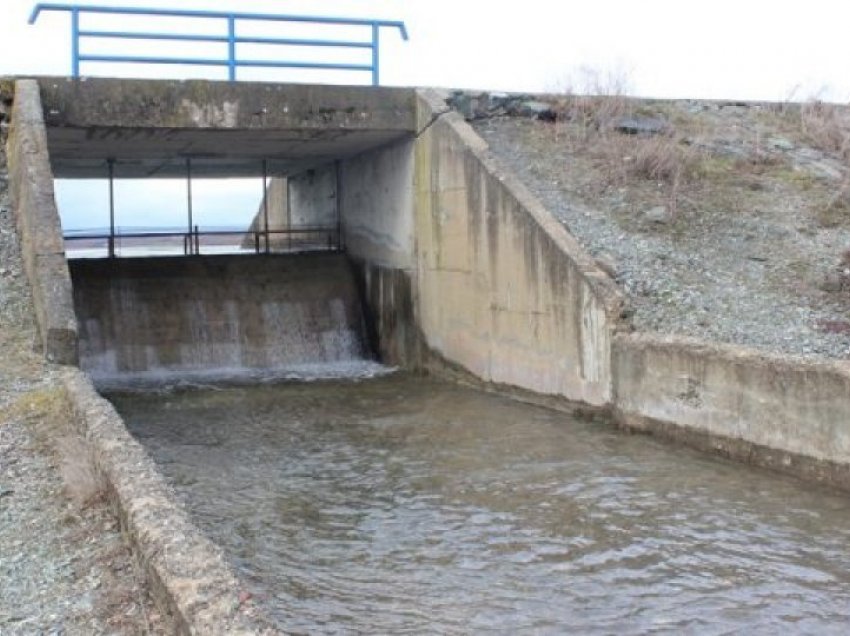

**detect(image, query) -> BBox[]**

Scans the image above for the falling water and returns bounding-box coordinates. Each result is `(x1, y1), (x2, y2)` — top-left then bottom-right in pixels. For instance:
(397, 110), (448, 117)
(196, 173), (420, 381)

(70, 253), (387, 388)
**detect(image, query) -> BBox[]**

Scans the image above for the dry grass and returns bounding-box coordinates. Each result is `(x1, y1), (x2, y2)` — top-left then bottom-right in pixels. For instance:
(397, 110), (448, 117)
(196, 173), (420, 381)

(9, 387), (107, 508)
(54, 433), (107, 507)
(800, 100), (850, 160)
(552, 91), (701, 219)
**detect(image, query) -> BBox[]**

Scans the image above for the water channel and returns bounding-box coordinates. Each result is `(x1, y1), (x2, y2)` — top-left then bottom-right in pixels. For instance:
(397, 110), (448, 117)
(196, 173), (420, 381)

(110, 373), (850, 634)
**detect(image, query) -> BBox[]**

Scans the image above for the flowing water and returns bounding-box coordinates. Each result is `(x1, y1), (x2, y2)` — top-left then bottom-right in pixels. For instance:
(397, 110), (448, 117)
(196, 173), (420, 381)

(111, 374), (850, 634)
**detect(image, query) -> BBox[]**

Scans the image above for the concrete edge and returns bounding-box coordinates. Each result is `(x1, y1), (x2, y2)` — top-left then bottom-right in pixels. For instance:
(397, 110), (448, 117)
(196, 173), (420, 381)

(615, 330), (850, 374)
(414, 88), (625, 321)
(6, 79), (78, 364)
(60, 368), (277, 635)
(613, 407), (850, 492)
(612, 330), (850, 491)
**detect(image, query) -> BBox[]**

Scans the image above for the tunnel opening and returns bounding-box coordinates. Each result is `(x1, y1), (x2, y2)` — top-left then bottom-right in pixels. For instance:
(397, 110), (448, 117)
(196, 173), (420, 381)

(41, 79), (419, 385)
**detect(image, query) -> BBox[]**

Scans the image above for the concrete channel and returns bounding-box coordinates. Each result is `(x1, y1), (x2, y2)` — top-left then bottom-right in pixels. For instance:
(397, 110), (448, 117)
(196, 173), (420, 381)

(5, 76), (850, 632)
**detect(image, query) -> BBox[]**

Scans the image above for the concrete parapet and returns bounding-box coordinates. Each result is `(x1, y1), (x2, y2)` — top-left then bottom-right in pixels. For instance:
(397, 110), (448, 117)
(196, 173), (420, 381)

(613, 332), (850, 489)
(6, 79), (77, 364)
(61, 368), (275, 635)
(413, 89), (624, 405)
(38, 77), (415, 131)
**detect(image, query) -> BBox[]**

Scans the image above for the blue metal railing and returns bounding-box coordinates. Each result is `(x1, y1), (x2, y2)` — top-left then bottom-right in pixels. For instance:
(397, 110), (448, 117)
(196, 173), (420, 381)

(28, 3), (408, 84)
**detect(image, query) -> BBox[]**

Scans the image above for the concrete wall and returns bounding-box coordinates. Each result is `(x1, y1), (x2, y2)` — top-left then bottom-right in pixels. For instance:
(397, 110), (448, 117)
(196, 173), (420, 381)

(412, 91), (623, 405)
(290, 166), (338, 228)
(339, 139), (418, 366)
(6, 80), (77, 364)
(284, 91), (623, 402)
(243, 177), (288, 249)
(613, 333), (850, 487)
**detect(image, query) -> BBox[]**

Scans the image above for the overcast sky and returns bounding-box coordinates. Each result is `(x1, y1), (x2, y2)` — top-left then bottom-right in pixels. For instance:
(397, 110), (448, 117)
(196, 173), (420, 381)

(3, 0), (850, 229)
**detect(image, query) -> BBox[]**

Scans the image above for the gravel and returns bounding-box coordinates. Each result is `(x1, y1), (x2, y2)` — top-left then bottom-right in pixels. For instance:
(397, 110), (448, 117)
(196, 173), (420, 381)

(0, 136), (166, 633)
(474, 109), (850, 360)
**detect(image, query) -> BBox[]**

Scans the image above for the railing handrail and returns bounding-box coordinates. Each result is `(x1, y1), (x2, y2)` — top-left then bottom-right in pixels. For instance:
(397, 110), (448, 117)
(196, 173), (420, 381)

(28, 3), (408, 84)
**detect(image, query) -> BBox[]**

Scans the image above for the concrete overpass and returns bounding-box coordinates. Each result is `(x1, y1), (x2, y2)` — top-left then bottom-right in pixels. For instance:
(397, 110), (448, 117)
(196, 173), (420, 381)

(38, 77), (416, 178)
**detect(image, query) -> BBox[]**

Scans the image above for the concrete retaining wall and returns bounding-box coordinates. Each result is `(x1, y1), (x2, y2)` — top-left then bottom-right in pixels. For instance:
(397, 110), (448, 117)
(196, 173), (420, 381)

(6, 80), (77, 364)
(413, 90), (623, 405)
(612, 332), (850, 488)
(339, 138), (419, 366)
(61, 368), (273, 635)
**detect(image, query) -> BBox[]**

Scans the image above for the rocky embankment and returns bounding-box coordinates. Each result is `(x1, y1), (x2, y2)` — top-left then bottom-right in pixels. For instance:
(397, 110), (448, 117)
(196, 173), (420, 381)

(458, 91), (850, 359)
(0, 99), (165, 633)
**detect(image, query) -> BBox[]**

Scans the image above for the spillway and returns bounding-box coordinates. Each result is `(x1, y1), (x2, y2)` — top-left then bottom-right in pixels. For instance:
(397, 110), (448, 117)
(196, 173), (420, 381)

(70, 253), (384, 387)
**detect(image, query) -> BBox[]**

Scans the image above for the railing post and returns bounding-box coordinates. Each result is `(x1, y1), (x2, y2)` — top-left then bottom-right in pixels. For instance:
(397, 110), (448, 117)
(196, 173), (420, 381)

(227, 14), (237, 81)
(186, 157), (194, 255)
(262, 159), (270, 253)
(107, 158), (115, 258)
(71, 7), (80, 78)
(371, 23), (380, 86)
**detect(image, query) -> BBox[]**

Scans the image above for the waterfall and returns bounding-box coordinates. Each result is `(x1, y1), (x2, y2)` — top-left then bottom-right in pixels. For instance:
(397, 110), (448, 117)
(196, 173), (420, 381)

(71, 253), (385, 387)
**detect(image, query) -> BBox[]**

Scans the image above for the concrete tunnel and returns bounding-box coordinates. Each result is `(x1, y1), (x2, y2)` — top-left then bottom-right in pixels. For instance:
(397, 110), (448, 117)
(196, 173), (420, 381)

(27, 76), (434, 384)
(14, 76), (621, 406)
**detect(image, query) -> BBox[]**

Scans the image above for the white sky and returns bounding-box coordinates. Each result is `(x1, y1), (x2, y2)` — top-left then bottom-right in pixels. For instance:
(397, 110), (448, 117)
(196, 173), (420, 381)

(3, 0), (850, 229)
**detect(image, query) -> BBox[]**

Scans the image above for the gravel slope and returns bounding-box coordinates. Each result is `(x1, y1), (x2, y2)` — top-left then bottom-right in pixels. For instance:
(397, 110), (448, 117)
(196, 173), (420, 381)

(475, 101), (850, 360)
(0, 137), (165, 633)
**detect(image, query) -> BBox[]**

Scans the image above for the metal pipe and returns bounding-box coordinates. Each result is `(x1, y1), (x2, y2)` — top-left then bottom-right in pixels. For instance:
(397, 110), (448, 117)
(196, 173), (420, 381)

(186, 157), (193, 255)
(79, 30), (374, 49)
(227, 15), (236, 82)
(70, 7), (80, 77)
(107, 158), (115, 258)
(286, 177), (292, 252)
(262, 160), (270, 254)
(371, 23), (379, 86)
(30, 4), (409, 34)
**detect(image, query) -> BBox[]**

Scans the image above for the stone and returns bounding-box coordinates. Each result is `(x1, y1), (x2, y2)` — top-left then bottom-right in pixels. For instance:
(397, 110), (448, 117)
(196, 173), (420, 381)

(644, 205), (672, 224)
(614, 116), (669, 136)
(517, 100), (556, 120)
(819, 273), (844, 292)
(768, 136), (794, 151)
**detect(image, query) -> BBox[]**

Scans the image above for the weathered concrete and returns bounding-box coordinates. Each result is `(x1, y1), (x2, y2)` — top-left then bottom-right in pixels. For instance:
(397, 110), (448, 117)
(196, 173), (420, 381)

(339, 138), (418, 366)
(71, 253), (370, 382)
(61, 368), (275, 634)
(244, 177), (289, 249)
(6, 80), (77, 364)
(612, 333), (850, 489)
(413, 90), (623, 405)
(37, 77), (417, 178)
(277, 91), (624, 398)
(289, 165), (339, 228)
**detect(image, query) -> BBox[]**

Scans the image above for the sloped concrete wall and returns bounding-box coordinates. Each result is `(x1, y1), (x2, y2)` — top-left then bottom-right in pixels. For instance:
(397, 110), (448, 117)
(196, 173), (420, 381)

(413, 91), (623, 405)
(6, 80), (77, 364)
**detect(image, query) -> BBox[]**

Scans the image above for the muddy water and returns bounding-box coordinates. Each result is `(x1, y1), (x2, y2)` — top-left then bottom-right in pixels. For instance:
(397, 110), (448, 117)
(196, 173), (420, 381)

(111, 374), (850, 634)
